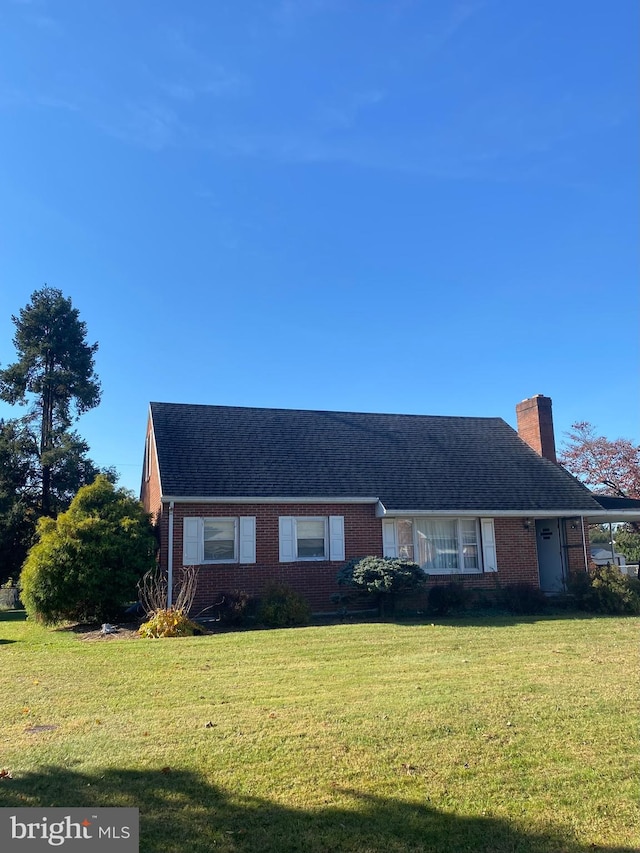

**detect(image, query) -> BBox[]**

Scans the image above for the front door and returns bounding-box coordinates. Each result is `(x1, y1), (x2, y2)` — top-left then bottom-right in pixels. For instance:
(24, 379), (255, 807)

(536, 519), (566, 593)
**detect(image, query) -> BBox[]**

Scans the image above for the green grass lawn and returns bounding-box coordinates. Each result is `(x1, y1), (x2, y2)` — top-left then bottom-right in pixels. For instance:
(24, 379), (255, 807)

(0, 611), (638, 853)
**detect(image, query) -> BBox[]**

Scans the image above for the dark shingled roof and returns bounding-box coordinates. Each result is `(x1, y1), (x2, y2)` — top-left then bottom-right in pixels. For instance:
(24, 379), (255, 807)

(149, 402), (604, 513)
(592, 495), (640, 511)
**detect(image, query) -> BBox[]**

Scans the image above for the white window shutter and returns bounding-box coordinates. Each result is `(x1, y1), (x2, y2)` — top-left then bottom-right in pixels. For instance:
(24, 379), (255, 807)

(183, 517), (202, 565)
(329, 516), (345, 562)
(480, 518), (498, 572)
(279, 516), (295, 562)
(382, 519), (397, 558)
(239, 516), (256, 564)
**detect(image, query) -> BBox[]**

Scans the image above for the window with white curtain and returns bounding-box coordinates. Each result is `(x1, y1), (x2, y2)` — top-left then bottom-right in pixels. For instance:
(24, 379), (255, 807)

(393, 518), (481, 573)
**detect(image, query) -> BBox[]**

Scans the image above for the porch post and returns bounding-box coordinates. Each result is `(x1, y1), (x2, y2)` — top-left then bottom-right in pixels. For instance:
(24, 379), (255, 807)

(609, 522), (615, 565)
(581, 517), (588, 570)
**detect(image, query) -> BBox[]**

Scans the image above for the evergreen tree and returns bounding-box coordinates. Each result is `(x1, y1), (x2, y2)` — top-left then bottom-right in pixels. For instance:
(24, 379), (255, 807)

(0, 419), (39, 582)
(21, 476), (156, 625)
(0, 286), (101, 515)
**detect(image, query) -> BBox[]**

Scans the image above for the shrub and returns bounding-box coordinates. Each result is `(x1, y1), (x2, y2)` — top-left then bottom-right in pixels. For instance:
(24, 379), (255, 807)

(256, 583), (311, 628)
(20, 476), (157, 625)
(427, 581), (468, 616)
(569, 563), (640, 615)
(338, 556), (427, 616)
(138, 608), (202, 638)
(498, 582), (548, 615)
(218, 590), (258, 627)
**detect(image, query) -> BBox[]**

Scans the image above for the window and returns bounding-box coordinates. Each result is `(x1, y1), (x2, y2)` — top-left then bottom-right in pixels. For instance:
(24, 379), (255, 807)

(144, 434), (151, 482)
(203, 518), (236, 562)
(295, 518), (328, 559)
(183, 517), (256, 565)
(279, 516), (345, 563)
(383, 517), (496, 574)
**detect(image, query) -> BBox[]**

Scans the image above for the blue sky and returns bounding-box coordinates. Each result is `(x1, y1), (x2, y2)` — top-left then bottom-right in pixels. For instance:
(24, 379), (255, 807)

(0, 0), (638, 496)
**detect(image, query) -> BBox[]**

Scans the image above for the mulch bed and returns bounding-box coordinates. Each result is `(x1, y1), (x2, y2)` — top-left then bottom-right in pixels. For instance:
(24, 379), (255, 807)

(61, 621), (143, 641)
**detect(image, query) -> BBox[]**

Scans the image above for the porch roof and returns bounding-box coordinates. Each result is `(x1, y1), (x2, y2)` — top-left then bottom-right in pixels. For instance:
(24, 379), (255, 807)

(584, 495), (640, 524)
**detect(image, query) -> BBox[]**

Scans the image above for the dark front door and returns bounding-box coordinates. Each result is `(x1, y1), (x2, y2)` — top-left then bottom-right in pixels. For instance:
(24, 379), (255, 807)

(536, 519), (566, 593)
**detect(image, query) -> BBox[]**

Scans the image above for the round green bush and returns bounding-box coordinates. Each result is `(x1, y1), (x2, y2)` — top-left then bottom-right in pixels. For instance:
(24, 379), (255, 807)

(20, 476), (157, 625)
(427, 582), (468, 616)
(498, 582), (548, 615)
(338, 556), (427, 617)
(569, 564), (640, 615)
(256, 583), (311, 628)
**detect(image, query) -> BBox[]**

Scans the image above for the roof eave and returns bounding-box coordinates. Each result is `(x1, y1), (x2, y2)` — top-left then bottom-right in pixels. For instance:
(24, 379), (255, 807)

(160, 495), (382, 506)
(378, 509), (598, 518)
(584, 510), (640, 524)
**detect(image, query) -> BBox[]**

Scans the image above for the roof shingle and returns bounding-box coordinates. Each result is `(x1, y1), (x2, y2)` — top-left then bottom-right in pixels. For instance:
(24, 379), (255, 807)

(149, 402), (603, 513)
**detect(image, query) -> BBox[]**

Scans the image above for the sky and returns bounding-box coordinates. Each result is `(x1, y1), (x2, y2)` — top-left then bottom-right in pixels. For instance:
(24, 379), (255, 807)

(0, 0), (638, 497)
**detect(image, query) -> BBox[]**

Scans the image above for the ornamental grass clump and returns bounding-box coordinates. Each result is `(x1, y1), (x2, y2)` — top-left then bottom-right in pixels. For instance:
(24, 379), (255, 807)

(137, 565), (201, 638)
(138, 608), (202, 638)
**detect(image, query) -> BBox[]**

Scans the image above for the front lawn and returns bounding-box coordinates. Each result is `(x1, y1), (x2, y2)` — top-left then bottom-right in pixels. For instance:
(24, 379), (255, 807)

(0, 612), (637, 852)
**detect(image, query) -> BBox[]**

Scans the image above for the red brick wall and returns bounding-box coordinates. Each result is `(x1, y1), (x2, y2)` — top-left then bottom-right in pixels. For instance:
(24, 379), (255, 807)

(168, 502), (382, 614)
(516, 395), (557, 463)
(158, 505), (566, 614)
(494, 517), (540, 585)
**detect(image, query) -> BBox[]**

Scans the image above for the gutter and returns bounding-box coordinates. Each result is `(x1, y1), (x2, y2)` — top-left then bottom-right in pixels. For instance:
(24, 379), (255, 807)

(167, 500), (174, 608)
(160, 495), (381, 505)
(376, 509), (601, 519)
(582, 510), (640, 523)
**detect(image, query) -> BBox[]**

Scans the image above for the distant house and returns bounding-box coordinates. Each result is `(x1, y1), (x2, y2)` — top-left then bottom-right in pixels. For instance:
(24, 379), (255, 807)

(590, 547), (626, 568)
(140, 394), (640, 614)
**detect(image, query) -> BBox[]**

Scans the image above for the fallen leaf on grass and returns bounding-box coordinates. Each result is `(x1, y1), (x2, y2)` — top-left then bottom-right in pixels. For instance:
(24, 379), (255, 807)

(0, 768), (12, 780)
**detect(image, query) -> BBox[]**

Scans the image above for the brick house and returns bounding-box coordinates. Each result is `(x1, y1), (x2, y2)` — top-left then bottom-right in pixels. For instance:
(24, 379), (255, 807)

(140, 395), (640, 615)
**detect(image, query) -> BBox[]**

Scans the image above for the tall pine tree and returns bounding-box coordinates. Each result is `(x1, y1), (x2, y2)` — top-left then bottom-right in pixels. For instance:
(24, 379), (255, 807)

(0, 286), (101, 516)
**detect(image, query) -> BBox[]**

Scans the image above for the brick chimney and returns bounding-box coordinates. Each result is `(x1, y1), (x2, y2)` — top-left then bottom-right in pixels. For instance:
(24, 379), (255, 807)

(516, 394), (557, 463)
